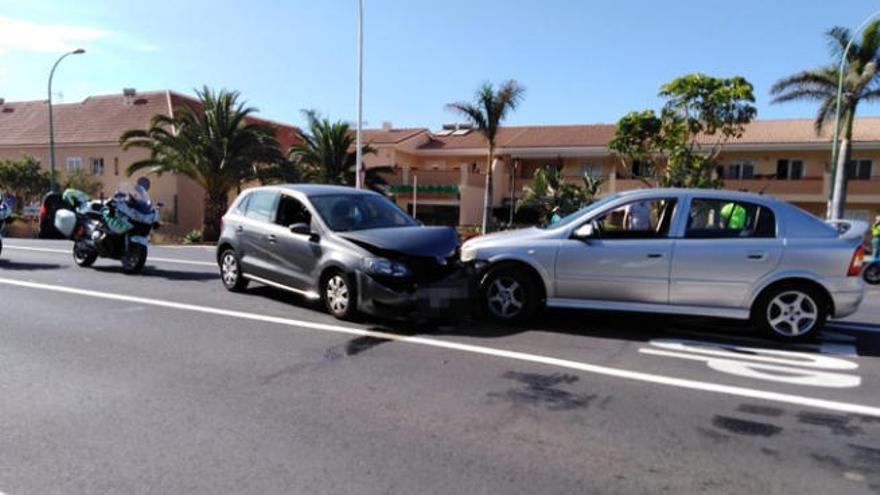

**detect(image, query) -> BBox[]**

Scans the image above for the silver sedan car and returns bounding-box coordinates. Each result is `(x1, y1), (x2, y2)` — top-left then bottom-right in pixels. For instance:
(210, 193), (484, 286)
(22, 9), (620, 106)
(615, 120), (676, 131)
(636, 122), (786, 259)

(461, 189), (867, 340)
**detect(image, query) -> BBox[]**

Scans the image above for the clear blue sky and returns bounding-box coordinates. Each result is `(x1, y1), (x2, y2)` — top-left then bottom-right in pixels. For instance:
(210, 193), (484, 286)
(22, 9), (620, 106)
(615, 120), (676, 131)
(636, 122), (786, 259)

(3, 0), (880, 130)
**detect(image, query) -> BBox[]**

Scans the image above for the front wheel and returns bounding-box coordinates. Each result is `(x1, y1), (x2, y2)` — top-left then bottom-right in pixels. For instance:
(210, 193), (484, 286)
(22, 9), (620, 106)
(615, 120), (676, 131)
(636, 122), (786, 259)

(752, 284), (827, 341)
(322, 271), (358, 320)
(480, 266), (539, 322)
(121, 244), (147, 275)
(863, 262), (880, 285)
(73, 241), (98, 267)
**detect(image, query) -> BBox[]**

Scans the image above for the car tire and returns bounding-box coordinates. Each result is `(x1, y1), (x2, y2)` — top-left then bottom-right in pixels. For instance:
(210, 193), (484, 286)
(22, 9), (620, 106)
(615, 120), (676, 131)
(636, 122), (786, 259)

(72, 241), (98, 267)
(480, 265), (539, 323)
(752, 283), (828, 341)
(219, 249), (249, 292)
(322, 270), (358, 321)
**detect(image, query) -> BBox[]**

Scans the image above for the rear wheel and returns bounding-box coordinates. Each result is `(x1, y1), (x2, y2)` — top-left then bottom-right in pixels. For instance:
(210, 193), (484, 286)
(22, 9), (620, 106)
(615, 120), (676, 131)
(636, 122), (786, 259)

(863, 262), (880, 285)
(72, 241), (97, 267)
(219, 249), (249, 292)
(322, 271), (358, 320)
(481, 266), (539, 322)
(121, 244), (147, 275)
(752, 284), (827, 341)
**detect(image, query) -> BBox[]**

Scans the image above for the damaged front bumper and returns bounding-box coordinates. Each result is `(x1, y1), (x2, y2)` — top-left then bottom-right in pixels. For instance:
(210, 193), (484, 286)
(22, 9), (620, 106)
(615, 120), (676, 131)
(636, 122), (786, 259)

(355, 268), (475, 321)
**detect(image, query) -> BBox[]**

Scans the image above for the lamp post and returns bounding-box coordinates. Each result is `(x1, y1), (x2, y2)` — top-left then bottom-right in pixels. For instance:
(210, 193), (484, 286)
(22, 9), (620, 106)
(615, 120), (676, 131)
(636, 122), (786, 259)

(48, 48), (85, 193)
(355, 0), (364, 189)
(827, 11), (880, 220)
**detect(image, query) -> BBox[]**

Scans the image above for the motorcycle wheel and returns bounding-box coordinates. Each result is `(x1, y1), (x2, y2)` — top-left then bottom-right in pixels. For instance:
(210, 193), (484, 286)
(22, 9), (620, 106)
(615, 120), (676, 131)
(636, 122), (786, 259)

(121, 244), (147, 275)
(864, 262), (880, 285)
(73, 241), (98, 267)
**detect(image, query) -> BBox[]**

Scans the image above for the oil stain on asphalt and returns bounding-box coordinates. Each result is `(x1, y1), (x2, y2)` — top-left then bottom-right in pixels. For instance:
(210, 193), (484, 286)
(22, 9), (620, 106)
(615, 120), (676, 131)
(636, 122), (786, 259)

(325, 336), (392, 361)
(487, 371), (607, 411)
(711, 416), (783, 437)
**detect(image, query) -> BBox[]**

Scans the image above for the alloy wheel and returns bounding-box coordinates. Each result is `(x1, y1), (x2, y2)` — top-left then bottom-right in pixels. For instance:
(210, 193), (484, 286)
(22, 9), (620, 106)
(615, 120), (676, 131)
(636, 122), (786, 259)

(766, 290), (818, 337)
(326, 275), (350, 314)
(486, 276), (524, 319)
(221, 253), (239, 287)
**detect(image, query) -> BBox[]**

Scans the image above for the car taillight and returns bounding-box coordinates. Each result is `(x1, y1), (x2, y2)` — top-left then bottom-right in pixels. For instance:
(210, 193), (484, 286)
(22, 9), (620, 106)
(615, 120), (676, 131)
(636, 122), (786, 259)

(848, 245), (865, 277)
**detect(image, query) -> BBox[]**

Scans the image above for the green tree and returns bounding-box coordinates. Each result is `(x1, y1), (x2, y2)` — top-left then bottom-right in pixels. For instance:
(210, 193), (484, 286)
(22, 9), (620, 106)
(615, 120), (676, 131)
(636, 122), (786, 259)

(0, 155), (50, 211)
(518, 167), (603, 225)
(120, 86), (284, 241)
(609, 73), (757, 188)
(447, 80), (525, 234)
(290, 110), (391, 191)
(771, 22), (880, 220)
(62, 169), (103, 197)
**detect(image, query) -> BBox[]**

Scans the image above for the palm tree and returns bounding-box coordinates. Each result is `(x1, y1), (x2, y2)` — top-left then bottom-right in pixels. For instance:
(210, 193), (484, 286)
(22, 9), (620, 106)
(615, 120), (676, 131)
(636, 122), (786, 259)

(120, 86), (284, 242)
(290, 110), (390, 191)
(771, 21), (880, 220)
(447, 80), (525, 234)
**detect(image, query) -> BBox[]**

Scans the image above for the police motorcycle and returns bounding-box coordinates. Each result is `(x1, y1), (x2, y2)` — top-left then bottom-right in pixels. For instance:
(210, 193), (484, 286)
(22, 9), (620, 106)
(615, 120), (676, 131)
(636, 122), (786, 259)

(54, 178), (161, 275)
(0, 192), (11, 258)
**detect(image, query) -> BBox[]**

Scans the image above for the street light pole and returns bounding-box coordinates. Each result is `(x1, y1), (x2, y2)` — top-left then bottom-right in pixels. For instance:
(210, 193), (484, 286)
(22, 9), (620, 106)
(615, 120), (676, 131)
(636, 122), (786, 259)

(827, 11), (880, 220)
(355, 0), (364, 189)
(48, 48), (85, 193)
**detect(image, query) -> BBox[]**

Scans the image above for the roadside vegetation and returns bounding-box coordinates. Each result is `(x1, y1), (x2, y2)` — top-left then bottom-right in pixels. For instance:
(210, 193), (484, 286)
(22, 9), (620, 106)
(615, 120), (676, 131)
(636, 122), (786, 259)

(771, 20), (880, 219)
(447, 80), (525, 234)
(0, 155), (49, 213)
(518, 168), (603, 224)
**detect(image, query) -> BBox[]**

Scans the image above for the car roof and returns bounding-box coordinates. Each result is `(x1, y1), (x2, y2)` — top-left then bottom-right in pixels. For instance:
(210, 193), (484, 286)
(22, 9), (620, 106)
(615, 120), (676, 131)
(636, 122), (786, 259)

(614, 187), (784, 205)
(247, 184), (382, 197)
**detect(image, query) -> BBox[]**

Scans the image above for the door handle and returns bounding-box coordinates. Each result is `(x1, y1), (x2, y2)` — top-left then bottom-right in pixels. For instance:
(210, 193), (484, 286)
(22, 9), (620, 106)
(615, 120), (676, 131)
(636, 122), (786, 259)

(747, 252), (766, 260)
(646, 253), (664, 259)
(235, 225), (243, 234)
(267, 234), (277, 244)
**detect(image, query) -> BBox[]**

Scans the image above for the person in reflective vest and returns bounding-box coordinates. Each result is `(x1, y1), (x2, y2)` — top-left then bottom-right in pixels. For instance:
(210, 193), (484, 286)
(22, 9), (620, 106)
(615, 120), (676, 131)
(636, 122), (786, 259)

(721, 202), (746, 230)
(872, 215), (880, 259)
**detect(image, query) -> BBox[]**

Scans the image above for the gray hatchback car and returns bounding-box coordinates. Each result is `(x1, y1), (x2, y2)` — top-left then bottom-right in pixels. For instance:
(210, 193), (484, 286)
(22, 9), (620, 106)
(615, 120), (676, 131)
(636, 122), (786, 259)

(217, 185), (471, 321)
(461, 188), (867, 340)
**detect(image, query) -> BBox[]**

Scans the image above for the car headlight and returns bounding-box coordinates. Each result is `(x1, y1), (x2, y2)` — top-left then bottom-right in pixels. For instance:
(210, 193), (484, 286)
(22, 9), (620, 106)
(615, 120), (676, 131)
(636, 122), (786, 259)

(460, 247), (478, 263)
(360, 257), (411, 277)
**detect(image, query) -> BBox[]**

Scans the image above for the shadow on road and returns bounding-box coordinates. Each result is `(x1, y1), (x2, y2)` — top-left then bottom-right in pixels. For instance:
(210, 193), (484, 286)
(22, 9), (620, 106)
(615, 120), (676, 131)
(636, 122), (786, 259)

(92, 265), (218, 282)
(0, 260), (64, 271)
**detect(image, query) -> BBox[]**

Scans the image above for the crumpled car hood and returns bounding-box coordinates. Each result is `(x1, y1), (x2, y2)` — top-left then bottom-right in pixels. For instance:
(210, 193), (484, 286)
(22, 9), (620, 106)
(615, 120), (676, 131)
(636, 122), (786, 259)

(339, 226), (459, 258)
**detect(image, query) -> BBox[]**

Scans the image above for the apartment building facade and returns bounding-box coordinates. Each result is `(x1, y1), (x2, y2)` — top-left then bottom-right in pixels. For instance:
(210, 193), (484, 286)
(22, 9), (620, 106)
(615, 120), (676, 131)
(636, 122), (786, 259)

(0, 89), (300, 236)
(362, 119), (880, 227)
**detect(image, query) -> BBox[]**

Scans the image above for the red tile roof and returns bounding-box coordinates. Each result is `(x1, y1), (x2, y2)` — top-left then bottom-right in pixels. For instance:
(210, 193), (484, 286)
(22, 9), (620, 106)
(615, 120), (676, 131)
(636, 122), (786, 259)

(359, 127), (427, 145)
(0, 90), (300, 148)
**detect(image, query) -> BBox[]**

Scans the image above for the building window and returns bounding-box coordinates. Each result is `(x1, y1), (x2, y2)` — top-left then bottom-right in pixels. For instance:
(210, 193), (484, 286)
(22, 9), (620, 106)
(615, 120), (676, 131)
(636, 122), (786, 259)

(776, 159), (804, 180)
(66, 157), (82, 172)
(579, 163), (603, 178)
(846, 159), (872, 180)
(631, 160), (653, 178)
(91, 158), (105, 176)
(725, 161), (755, 180)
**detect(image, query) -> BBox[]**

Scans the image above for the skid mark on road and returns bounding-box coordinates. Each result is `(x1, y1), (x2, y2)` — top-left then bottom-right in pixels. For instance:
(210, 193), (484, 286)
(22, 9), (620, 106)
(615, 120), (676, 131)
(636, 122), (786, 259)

(2, 275), (880, 418)
(3, 245), (216, 267)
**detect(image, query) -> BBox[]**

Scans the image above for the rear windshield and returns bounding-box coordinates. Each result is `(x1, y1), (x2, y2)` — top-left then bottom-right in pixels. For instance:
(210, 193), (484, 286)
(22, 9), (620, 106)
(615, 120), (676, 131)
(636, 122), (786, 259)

(310, 194), (417, 232)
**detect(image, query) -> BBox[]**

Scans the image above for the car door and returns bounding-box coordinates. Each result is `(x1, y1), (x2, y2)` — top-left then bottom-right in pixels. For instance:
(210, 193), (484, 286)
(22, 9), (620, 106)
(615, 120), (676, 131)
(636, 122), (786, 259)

(670, 197), (783, 309)
(264, 193), (322, 290)
(554, 197), (679, 304)
(238, 189), (279, 279)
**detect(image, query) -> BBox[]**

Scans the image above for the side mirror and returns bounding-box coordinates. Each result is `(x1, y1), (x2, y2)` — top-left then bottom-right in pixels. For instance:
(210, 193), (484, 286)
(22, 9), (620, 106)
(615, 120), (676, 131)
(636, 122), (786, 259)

(289, 223), (311, 236)
(574, 222), (596, 240)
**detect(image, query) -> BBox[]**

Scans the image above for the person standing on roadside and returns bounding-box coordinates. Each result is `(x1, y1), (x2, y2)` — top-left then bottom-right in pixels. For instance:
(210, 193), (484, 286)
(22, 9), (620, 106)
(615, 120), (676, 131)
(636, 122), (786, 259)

(872, 215), (880, 259)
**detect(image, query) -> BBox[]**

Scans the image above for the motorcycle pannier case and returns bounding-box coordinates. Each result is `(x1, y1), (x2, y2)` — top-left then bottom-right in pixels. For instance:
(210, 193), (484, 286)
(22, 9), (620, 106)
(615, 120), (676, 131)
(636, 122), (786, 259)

(54, 209), (77, 238)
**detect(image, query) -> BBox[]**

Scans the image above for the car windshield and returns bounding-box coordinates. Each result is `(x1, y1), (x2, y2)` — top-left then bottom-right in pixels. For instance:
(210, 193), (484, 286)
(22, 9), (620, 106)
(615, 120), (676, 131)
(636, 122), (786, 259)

(310, 193), (418, 232)
(541, 193), (622, 229)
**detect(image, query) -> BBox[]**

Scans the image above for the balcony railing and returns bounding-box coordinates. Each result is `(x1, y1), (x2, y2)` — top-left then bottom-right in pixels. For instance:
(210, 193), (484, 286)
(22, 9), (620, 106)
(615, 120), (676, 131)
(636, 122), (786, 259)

(846, 177), (880, 196)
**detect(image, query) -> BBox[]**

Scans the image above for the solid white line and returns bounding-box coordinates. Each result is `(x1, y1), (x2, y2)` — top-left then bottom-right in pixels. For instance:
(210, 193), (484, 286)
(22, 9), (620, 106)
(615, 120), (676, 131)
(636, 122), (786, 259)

(2, 277), (880, 418)
(3, 245), (215, 267)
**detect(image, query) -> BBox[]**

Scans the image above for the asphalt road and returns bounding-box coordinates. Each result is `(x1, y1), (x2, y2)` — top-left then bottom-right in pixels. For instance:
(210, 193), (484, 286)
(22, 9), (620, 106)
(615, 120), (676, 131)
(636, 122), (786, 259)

(1, 238), (880, 494)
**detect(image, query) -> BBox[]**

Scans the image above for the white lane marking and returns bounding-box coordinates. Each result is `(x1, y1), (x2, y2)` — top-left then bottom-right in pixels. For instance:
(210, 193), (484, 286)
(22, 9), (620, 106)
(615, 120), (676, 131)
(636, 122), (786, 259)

(640, 339), (860, 388)
(3, 245), (215, 267)
(2, 277), (880, 417)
